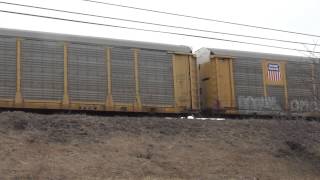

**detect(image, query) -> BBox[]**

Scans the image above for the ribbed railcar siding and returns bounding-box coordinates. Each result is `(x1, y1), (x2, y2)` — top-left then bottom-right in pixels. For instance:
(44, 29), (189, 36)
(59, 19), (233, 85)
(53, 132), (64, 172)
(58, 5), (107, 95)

(139, 50), (174, 106)
(68, 43), (107, 102)
(0, 37), (16, 99)
(286, 62), (313, 101)
(233, 58), (264, 102)
(267, 86), (285, 110)
(316, 64), (320, 98)
(21, 39), (64, 100)
(111, 47), (135, 103)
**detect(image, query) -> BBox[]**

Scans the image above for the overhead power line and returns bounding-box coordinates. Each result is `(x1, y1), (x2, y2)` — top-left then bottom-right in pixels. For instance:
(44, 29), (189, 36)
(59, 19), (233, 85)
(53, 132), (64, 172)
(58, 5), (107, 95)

(0, 9), (319, 54)
(0, 1), (317, 46)
(81, 0), (320, 38)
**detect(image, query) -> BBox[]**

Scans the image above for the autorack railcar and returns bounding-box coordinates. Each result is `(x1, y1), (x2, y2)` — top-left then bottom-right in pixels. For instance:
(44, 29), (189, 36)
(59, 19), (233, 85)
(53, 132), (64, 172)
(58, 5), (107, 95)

(0, 28), (199, 114)
(197, 48), (320, 117)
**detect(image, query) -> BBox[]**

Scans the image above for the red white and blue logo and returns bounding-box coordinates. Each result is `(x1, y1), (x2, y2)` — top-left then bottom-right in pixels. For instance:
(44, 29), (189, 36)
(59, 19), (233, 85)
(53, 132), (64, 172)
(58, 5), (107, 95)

(267, 64), (281, 81)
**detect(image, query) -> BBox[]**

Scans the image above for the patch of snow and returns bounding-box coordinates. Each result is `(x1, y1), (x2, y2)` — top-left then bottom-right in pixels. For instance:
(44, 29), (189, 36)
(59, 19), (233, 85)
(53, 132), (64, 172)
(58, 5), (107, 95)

(187, 115), (195, 119)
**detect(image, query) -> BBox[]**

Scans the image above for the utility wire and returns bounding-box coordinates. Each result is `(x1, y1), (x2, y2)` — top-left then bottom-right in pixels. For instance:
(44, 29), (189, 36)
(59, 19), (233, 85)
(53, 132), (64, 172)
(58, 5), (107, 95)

(0, 9), (319, 54)
(0, 1), (317, 46)
(81, 0), (320, 38)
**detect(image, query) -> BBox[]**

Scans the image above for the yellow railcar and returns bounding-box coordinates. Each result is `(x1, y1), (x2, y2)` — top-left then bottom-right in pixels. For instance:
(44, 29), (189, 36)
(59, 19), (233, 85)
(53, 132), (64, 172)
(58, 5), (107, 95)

(197, 48), (319, 117)
(0, 28), (199, 114)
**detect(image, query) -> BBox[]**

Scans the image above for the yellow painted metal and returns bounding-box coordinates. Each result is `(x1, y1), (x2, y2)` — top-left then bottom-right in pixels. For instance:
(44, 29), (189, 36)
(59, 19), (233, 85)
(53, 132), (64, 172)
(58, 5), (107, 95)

(211, 59), (218, 108)
(0, 99), (17, 108)
(171, 53), (199, 112)
(62, 42), (69, 107)
(216, 58), (235, 110)
(15, 38), (23, 105)
(133, 48), (142, 111)
(172, 54), (178, 107)
(25, 100), (61, 103)
(215, 58), (220, 106)
(194, 57), (201, 110)
(188, 56), (192, 107)
(0, 98), (181, 113)
(71, 101), (178, 113)
(229, 59), (236, 108)
(0, 98), (14, 102)
(68, 101), (105, 106)
(105, 48), (113, 110)
(262, 60), (288, 109)
(199, 60), (216, 110)
(262, 60), (286, 86)
(199, 57), (236, 112)
(172, 54), (191, 110)
(261, 60), (268, 97)
(189, 56), (200, 110)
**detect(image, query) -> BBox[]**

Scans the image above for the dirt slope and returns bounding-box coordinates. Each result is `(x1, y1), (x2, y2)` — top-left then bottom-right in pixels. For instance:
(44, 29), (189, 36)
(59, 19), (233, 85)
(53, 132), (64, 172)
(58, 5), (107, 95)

(0, 111), (319, 180)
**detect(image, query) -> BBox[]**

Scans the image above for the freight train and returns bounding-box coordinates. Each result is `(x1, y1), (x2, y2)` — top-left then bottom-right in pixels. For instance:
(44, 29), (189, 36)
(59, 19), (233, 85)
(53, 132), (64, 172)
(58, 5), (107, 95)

(0, 28), (318, 117)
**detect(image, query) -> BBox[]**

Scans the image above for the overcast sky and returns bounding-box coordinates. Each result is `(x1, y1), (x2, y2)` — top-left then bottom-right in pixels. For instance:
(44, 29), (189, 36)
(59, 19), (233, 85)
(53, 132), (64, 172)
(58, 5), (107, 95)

(0, 0), (319, 57)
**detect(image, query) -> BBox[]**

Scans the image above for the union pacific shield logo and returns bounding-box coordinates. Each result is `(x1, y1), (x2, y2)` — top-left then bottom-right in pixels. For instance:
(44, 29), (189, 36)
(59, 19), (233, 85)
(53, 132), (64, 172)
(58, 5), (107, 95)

(267, 63), (281, 81)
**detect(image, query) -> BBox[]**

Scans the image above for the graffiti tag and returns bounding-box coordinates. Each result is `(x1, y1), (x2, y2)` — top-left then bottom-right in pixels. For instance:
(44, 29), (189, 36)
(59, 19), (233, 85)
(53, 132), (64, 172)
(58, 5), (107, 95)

(290, 100), (319, 112)
(238, 96), (281, 112)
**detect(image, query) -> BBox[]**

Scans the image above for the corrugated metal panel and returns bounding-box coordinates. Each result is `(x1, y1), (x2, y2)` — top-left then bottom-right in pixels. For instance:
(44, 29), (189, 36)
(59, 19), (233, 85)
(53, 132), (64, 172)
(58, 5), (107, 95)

(0, 37), (16, 99)
(267, 86), (285, 110)
(316, 64), (320, 98)
(233, 58), (264, 98)
(286, 62), (313, 100)
(233, 57), (285, 113)
(233, 58), (279, 113)
(111, 47), (135, 103)
(21, 39), (64, 100)
(287, 62), (319, 113)
(68, 43), (107, 102)
(139, 50), (174, 106)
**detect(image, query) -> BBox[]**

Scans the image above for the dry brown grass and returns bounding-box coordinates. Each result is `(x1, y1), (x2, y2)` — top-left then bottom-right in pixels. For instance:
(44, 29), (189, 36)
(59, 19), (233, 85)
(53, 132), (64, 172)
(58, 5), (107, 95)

(0, 111), (319, 179)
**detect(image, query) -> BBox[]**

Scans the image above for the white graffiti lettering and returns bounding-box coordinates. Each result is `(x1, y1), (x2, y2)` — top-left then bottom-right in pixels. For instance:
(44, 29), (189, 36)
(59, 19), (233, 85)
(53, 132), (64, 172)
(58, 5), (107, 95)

(290, 100), (319, 112)
(238, 96), (282, 112)
(238, 96), (320, 113)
